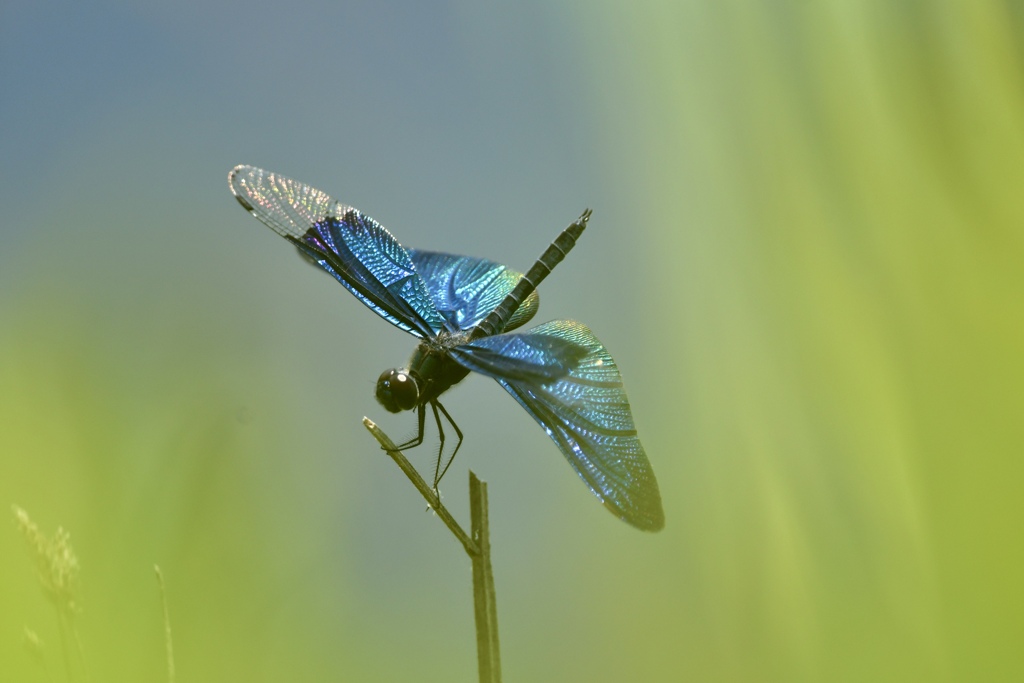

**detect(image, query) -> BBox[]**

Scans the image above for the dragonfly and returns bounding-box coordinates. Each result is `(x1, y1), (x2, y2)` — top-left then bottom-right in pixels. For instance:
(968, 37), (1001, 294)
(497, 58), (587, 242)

(228, 165), (664, 531)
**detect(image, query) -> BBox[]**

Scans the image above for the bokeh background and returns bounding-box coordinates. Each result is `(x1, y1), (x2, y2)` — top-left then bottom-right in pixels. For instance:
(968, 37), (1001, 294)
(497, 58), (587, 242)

(2, 1), (1022, 681)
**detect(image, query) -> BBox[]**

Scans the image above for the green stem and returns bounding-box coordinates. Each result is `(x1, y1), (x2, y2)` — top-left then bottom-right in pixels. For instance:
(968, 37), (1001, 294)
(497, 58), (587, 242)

(363, 417), (501, 683)
(470, 472), (501, 683)
(154, 565), (176, 683)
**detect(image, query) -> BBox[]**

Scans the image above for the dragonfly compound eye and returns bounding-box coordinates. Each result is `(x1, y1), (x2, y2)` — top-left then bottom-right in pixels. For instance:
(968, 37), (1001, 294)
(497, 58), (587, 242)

(375, 369), (419, 413)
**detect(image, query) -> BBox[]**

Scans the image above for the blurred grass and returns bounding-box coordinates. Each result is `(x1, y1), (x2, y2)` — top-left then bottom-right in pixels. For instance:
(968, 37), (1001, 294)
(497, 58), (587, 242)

(583, 1), (1024, 680)
(2, 1), (1023, 681)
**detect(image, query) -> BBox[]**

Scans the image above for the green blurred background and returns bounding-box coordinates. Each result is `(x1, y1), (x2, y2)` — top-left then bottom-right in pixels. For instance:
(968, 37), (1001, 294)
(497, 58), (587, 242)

(2, 1), (1022, 680)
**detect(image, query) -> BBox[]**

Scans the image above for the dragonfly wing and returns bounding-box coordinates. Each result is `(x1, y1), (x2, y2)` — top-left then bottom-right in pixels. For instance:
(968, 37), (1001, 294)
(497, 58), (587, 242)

(409, 250), (539, 332)
(450, 326), (589, 383)
(452, 320), (664, 531)
(229, 165), (445, 338)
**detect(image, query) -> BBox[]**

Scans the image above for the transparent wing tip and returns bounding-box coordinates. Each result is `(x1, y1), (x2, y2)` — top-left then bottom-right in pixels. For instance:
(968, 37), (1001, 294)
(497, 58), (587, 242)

(228, 164), (260, 211)
(227, 164), (255, 187)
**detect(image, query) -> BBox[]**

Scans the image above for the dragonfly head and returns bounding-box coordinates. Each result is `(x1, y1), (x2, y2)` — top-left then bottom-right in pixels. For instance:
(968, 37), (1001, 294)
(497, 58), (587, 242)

(375, 368), (420, 413)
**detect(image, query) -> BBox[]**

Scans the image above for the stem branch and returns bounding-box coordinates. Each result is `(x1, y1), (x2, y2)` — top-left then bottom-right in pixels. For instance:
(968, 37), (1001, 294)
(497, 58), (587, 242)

(363, 417), (501, 683)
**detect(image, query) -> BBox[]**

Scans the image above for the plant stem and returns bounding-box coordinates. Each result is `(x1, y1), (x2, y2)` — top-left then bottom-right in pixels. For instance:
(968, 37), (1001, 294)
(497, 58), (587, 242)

(154, 565), (176, 683)
(469, 472), (501, 683)
(363, 417), (501, 683)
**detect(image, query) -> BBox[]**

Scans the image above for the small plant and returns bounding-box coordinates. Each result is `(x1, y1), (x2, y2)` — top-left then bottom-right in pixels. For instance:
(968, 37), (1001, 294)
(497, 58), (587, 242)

(12, 505), (88, 682)
(154, 565), (176, 683)
(11, 508), (178, 683)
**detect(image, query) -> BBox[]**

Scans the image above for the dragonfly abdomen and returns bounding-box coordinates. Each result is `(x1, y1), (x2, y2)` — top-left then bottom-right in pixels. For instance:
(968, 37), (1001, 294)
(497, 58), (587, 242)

(471, 209), (591, 340)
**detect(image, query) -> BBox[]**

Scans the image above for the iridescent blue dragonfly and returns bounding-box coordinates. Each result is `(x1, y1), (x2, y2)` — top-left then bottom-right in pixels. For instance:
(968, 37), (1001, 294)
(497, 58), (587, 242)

(229, 165), (664, 530)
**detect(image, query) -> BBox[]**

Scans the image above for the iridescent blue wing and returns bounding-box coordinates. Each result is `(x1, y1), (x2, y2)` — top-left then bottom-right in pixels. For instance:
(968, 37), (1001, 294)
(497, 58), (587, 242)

(408, 250), (540, 333)
(451, 320), (664, 531)
(229, 165), (446, 338)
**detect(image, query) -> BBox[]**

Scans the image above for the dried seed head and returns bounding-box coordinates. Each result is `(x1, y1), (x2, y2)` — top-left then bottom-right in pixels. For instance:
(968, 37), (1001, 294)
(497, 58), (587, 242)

(12, 505), (80, 614)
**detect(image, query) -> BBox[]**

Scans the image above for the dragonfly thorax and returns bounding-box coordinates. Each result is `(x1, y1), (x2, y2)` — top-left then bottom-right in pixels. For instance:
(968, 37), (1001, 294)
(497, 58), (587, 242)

(375, 369), (420, 413)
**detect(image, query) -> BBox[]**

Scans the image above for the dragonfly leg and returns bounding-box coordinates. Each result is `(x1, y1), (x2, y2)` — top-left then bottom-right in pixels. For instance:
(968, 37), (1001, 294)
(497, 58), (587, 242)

(393, 403), (426, 451)
(429, 401), (447, 499)
(432, 399), (464, 492)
